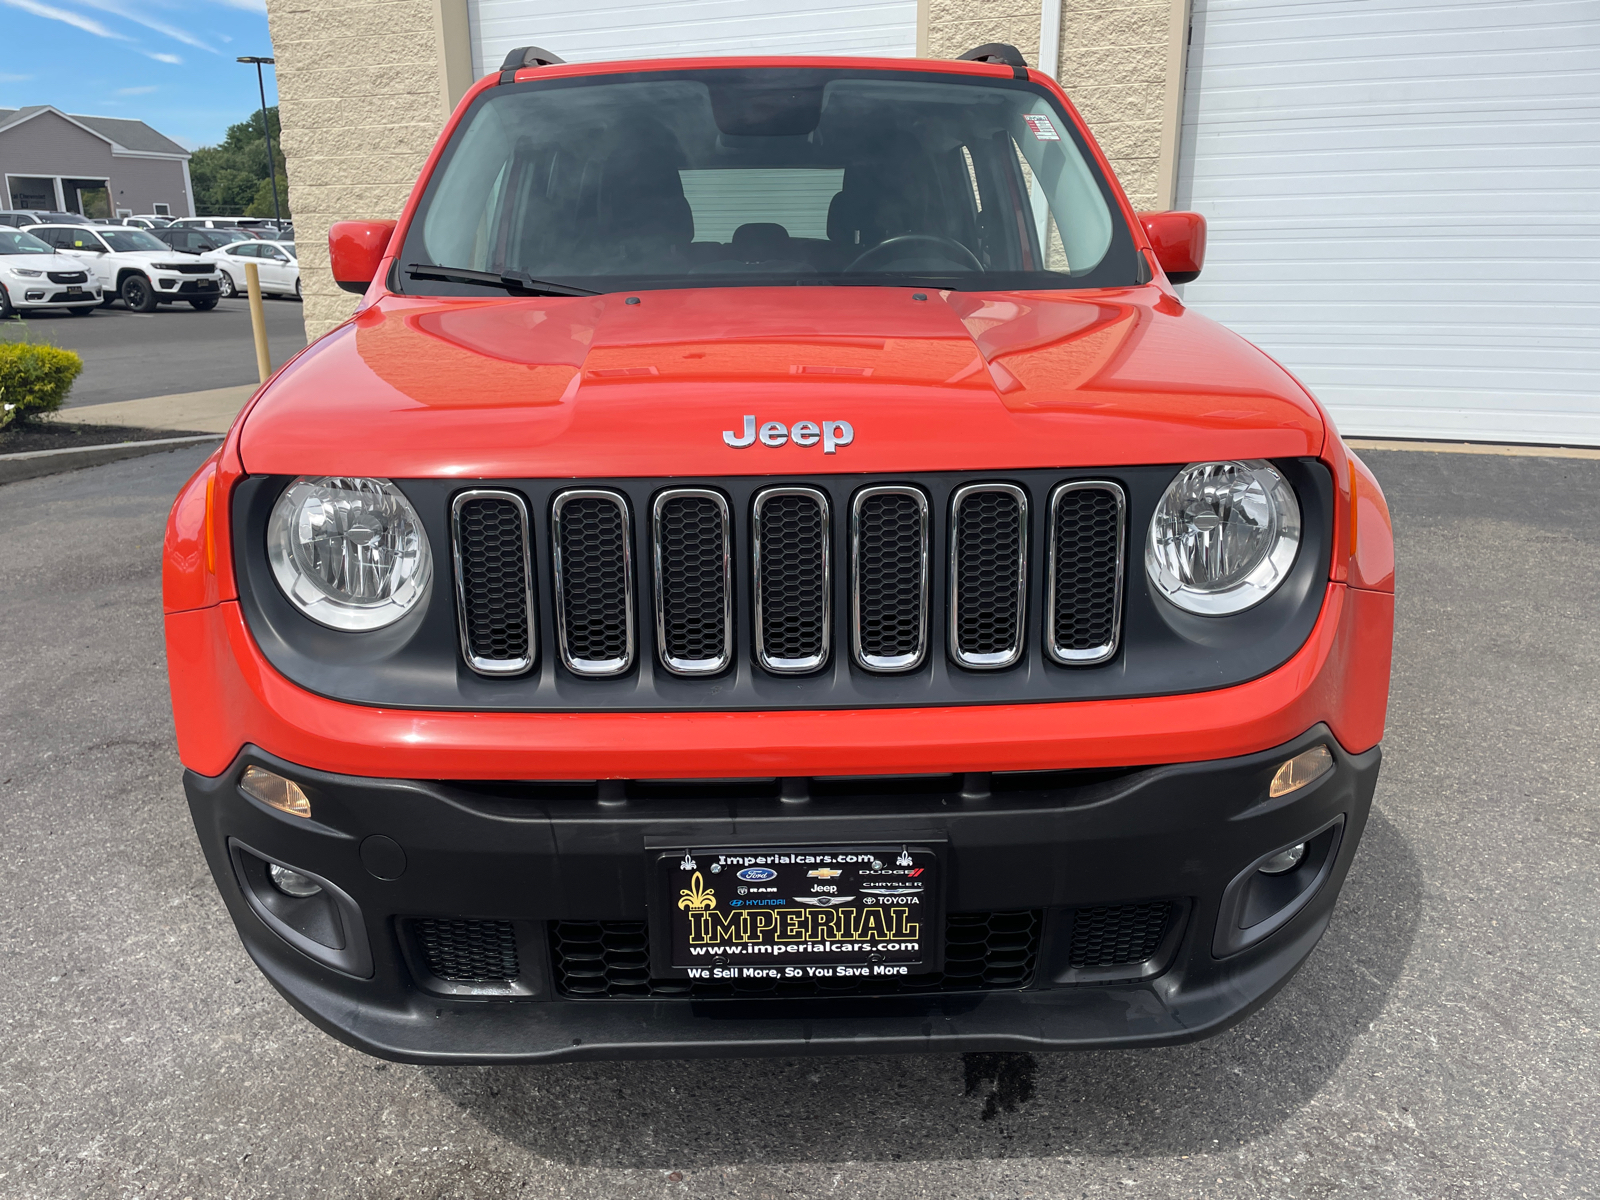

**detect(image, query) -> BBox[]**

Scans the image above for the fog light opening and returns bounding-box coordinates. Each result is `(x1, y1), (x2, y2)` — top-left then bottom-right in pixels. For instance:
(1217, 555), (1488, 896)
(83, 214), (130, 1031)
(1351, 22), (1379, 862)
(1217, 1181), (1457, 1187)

(1258, 842), (1306, 875)
(1269, 744), (1334, 798)
(268, 863), (324, 898)
(240, 765), (312, 818)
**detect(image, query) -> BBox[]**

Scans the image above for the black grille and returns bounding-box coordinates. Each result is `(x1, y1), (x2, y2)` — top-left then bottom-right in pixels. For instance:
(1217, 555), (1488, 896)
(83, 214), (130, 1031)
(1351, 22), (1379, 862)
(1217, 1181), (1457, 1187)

(553, 491), (632, 673)
(853, 488), (927, 669)
(654, 491), (729, 672)
(414, 918), (520, 981)
(1047, 484), (1124, 662)
(754, 489), (828, 671)
(1067, 902), (1172, 968)
(455, 494), (532, 672)
(47, 270), (87, 284)
(174, 263), (214, 275)
(951, 486), (1025, 666)
(550, 910), (1041, 999)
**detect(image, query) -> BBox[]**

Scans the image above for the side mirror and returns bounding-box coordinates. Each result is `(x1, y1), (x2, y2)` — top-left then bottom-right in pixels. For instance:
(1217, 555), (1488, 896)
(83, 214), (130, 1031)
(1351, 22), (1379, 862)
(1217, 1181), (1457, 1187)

(329, 219), (397, 295)
(1137, 211), (1206, 284)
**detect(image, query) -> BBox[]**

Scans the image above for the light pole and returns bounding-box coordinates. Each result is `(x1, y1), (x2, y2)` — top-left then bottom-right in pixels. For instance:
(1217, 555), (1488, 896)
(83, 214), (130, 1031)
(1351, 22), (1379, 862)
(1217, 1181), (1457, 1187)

(236, 55), (282, 225)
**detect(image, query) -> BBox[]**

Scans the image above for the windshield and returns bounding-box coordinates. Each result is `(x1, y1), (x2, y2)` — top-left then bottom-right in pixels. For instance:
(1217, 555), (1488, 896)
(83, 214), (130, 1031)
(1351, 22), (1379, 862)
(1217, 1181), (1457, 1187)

(278, 242), (296, 258)
(399, 68), (1138, 295)
(0, 229), (52, 255)
(101, 228), (166, 252)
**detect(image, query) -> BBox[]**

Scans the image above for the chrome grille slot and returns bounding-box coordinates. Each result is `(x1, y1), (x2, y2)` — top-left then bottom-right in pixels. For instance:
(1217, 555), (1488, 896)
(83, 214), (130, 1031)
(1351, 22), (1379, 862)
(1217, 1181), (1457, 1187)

(949, 483), (1027, 669)
(551, 489), (634, 676)
(1046, 482), (1126, 665)
(652, 489), (732, 675)
(752, 486), (830, 673)
(452, 490), (535, 676)
(851, 486), (929, 671)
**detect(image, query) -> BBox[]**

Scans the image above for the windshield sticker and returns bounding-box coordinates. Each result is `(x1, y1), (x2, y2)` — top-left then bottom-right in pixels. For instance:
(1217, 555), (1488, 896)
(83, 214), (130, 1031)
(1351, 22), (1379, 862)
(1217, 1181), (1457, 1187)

(1024, 114), (1061, 142)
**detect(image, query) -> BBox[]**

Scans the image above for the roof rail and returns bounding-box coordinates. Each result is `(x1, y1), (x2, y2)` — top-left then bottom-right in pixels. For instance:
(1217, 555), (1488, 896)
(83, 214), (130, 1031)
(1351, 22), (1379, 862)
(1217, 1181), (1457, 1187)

(957, 43), (1029, 79)
(499, 46), (565, 83)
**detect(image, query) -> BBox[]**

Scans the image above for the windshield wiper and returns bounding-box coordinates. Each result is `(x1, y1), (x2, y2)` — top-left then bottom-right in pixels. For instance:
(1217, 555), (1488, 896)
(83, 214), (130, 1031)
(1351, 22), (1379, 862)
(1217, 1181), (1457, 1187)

(406, 263), (598, 297)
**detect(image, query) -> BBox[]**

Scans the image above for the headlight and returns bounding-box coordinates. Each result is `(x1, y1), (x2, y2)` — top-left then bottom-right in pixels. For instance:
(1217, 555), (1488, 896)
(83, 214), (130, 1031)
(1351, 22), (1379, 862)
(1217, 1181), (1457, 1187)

(1145, 460), (1300, 615)
(9, 268), (43, 278)
(267, 476), (432, 630)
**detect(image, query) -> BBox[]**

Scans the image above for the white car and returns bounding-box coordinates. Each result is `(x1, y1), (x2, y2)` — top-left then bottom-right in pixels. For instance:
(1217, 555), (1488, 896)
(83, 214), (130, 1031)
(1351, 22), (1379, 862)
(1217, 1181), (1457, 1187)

(24, 223), (223, 312)
(0, 226), (101, 316)
(212, 239), (300, 300)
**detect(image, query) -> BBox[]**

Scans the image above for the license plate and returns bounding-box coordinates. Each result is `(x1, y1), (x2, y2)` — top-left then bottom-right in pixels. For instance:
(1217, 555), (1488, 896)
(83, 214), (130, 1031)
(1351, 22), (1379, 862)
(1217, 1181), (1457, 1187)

(199, 280), (216, 289)
(66, 288), (85, 297)
(653, 844), (942, 981)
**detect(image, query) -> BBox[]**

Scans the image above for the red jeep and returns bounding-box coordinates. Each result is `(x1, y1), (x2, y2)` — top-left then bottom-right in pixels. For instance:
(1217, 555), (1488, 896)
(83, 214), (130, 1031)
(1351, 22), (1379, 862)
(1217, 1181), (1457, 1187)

(164, 45), (1395, 1062)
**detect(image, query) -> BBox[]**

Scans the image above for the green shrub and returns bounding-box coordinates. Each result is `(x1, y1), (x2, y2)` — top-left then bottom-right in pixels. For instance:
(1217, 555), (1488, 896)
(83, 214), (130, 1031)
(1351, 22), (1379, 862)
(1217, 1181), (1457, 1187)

(0, 342), (83, 430)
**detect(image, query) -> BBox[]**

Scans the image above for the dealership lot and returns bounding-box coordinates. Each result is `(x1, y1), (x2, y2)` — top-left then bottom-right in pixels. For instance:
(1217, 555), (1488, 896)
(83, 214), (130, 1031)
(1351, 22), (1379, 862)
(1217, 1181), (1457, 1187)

(0, 446), (1594, 1199)
(0, 295), (307, 407)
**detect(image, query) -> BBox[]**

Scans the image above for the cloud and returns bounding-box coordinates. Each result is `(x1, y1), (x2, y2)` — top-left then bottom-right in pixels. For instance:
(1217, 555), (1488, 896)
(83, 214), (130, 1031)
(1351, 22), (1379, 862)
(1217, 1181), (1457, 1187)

(0, 72), (38, 82)
(76, 0), (223, 54)
(117, 85), (158, 94)
(142, 50), (182, 63)
(2, 0), (130, 39)
(209, 0), (266, 11)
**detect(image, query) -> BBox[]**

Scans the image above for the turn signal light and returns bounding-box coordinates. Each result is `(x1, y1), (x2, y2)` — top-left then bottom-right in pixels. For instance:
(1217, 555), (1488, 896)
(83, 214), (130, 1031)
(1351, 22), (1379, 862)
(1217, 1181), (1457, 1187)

(241, 766), (312, 818)
(1269, 745), (1334, 798)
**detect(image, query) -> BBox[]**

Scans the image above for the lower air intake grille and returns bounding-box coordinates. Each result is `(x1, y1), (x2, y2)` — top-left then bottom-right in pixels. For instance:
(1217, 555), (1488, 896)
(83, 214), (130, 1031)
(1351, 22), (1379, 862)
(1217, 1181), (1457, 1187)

(552, 490), (633, 675)
(951, 485), (1026, 668)
(454, 493), (533, 673)
(414, 918), (520, 982)
(1067, 901), (1172, 968)
(753, 488), (829, 673)
(1047, 484), (1124, 664)
(654, 490), (730, 673)
(853, 487), (928, 670)
(549, 911), (1041, 999)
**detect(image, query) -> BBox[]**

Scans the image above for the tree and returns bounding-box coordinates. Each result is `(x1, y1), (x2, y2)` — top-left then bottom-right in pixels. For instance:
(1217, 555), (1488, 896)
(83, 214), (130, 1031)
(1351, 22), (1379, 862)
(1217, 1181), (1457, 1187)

(189, 107), (289, 218)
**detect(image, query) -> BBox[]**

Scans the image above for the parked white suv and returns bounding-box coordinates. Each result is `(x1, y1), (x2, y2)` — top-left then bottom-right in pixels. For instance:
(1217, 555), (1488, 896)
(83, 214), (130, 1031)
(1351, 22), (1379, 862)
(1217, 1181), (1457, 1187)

(0, 227), (101, 316)
(24, 224), (223, 312)
(212, 239), (300, 300)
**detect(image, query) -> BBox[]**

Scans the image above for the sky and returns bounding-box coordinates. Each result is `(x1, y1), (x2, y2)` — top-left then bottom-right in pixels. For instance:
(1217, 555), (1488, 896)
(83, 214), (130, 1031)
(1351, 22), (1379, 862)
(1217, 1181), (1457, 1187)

(0, 0), (277, 149)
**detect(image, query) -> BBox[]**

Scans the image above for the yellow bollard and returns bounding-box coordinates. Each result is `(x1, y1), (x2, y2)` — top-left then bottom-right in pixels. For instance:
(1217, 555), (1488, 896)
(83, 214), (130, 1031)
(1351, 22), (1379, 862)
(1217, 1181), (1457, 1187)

(245, 260), (271, 384)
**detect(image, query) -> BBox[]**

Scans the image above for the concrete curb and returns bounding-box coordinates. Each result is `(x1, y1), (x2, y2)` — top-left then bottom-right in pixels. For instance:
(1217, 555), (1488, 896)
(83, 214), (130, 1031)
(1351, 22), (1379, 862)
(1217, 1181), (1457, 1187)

(0, 434), (222, 486)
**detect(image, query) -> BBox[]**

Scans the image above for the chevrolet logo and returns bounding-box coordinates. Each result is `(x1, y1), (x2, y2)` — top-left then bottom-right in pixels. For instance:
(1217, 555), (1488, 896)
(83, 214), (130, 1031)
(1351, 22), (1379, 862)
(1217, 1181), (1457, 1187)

(807, 868), (844, 879)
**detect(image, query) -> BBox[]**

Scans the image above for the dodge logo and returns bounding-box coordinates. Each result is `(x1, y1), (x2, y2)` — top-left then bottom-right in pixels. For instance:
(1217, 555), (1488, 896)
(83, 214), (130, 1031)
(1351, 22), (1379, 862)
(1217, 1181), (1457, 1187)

(723, 415), (854, 454)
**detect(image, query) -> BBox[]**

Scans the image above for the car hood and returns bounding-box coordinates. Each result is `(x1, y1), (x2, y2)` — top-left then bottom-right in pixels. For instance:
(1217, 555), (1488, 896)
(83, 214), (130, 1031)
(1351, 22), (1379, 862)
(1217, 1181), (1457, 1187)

(1, 253), (81, 271)
(239, 285), (1327, 478)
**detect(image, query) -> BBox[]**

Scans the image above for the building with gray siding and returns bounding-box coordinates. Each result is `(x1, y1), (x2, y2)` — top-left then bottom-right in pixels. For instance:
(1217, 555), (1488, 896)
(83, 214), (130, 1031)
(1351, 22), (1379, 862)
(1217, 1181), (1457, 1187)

(0, 106), (193, 218)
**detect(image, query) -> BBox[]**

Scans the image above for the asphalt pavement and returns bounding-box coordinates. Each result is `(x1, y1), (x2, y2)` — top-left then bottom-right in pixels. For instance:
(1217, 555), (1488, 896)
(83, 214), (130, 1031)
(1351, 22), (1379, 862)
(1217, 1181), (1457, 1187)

(0, 446), (1595, 1199)
(0, 296), (308, 407)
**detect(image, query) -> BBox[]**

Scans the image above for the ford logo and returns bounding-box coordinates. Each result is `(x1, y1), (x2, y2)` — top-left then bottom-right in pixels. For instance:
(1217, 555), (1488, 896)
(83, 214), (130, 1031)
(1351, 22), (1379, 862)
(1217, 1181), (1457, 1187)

(737, 867), (777, 882)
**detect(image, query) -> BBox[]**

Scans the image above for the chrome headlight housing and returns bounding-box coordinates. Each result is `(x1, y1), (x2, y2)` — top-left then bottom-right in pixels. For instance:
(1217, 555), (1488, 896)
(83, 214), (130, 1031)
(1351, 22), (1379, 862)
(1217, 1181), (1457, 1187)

(1145, 460), (1301, 615)
(267, 476), (432, 630)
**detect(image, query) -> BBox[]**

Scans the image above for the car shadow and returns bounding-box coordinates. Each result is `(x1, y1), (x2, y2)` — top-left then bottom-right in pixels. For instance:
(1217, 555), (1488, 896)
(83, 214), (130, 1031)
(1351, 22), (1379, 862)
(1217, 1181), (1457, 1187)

(423, 805), (1421, 1166)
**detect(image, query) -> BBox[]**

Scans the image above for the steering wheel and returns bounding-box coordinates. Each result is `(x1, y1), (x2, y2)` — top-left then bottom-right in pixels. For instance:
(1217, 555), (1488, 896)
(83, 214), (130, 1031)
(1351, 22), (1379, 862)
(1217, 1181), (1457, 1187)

(844, 234), (985, 274)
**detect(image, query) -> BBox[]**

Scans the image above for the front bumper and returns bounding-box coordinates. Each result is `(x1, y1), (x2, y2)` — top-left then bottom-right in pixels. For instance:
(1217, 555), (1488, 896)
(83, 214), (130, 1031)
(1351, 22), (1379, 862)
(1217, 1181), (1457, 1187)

(12, 285), (99, 307)
(186, 724), (1380, 1063)
(155, 276), (220, 297)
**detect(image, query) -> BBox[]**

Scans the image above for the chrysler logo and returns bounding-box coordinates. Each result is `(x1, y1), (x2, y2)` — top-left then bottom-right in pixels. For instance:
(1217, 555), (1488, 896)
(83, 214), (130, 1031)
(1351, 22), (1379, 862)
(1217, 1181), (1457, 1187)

(723, 415), (854, 454)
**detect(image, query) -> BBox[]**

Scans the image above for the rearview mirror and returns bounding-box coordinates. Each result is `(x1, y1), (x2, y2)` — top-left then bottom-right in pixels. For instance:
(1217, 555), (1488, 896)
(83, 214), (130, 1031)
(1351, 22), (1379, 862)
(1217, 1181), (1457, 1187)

(329, 220), (397, 295)
(1136, 211), (1207, 284)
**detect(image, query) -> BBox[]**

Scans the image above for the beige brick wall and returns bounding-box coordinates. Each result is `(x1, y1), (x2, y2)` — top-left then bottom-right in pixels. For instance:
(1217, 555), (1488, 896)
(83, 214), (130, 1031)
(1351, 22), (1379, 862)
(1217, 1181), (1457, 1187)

(1058, 0), (1171, 209)
(265, 0), (449, 340)
(927, 0), (1175, 210)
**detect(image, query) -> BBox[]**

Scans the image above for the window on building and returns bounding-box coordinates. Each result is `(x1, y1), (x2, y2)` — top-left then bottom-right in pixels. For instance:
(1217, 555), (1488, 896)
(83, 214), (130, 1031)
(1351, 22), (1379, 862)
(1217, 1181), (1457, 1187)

(153, 203), (170, 216)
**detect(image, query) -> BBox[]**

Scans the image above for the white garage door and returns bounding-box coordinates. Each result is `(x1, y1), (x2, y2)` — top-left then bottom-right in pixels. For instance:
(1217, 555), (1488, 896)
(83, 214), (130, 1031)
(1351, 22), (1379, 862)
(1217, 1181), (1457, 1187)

(469, 0), (918, 77)
(1176, 0), (1600, 446)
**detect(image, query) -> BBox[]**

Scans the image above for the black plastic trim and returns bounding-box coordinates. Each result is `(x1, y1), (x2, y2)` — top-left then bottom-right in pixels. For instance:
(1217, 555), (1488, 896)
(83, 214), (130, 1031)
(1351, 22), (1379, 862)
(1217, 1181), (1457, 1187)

(231, 460), (1333, 713)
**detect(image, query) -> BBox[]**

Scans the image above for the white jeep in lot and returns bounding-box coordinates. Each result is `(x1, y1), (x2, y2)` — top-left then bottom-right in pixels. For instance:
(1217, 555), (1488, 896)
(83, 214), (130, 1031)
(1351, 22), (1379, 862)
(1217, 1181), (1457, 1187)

(0, 227), (101, 316)
(210, 239), (300, 300)
(23, 223), (222, 312)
